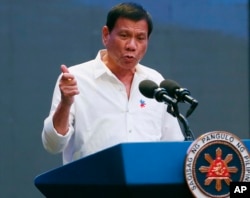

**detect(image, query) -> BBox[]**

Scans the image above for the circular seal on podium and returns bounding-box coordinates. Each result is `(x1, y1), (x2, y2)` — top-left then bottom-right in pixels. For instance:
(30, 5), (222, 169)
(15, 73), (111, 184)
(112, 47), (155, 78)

(185, 131), (250, 198)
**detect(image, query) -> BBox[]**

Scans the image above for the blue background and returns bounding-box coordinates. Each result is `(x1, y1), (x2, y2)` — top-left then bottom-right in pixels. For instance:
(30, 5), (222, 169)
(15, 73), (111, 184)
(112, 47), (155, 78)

(0, 0), (249, 197)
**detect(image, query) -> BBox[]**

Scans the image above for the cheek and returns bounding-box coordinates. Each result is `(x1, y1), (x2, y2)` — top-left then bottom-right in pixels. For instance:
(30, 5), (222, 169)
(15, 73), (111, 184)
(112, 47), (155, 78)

(139, 43), (148, 55)
(106, 39), (124, 51)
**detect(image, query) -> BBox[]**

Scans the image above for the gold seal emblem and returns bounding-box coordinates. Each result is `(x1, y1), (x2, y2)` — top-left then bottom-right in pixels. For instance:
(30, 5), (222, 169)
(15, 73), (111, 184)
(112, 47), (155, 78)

(185, 131), (250, 198)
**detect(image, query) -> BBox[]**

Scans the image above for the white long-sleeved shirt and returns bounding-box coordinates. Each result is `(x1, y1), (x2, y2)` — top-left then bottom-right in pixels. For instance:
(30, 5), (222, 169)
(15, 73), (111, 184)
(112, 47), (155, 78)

(42, 50), (184, 164)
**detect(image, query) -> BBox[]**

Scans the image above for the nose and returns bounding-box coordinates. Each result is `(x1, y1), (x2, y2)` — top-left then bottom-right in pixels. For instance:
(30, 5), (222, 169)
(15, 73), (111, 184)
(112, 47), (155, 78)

(126, 38), (137, 51)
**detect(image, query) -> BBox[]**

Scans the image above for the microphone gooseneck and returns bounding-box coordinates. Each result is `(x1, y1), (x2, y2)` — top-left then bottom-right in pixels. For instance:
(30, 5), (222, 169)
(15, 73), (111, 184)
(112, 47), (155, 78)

(139, 79), (196, 141)
(139, 80), (177, 104)
(160, 79), (198, 118)
(160, 79), (197, 140)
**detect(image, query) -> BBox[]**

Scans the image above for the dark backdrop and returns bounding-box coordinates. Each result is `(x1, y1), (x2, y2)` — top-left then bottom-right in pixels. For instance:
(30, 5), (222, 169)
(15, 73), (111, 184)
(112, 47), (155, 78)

(0, 0), (249, 197)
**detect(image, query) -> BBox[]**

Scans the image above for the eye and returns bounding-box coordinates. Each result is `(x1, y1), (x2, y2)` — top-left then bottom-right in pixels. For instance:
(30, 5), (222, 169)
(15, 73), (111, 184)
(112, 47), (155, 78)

(137, 35), (147, 41)
(138, 36), (146, 40)
(120, 33), (128, 38)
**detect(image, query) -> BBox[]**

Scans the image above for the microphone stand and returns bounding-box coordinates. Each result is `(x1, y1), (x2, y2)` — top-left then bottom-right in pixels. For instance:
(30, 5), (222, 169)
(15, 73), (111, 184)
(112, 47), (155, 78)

(176, 113), (195, 141)
(166, 103), (195, 141)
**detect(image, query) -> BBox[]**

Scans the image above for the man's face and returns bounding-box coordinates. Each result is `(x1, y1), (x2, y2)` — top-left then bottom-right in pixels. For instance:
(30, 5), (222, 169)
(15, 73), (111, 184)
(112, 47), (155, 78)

(102, 17), (149, 70)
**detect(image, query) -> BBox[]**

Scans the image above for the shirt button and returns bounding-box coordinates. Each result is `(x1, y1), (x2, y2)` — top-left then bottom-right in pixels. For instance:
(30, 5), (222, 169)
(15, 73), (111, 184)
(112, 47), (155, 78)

(128, 129), (132, 133)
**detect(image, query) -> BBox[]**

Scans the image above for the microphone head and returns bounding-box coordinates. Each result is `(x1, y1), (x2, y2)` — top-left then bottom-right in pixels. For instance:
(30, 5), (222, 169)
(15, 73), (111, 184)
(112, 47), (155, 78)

(160, 79), (180, 97)
(139, 80), (159, 98)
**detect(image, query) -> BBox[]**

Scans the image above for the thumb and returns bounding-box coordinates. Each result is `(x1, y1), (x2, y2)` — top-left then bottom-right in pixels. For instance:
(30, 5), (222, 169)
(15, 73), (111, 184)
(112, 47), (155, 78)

(61, 64), (70, 73)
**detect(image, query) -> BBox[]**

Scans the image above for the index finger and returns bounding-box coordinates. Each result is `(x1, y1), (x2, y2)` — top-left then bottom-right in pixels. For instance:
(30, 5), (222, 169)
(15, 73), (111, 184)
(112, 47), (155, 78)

(61, 64), (69, 74)
(60, 64), (74, 81)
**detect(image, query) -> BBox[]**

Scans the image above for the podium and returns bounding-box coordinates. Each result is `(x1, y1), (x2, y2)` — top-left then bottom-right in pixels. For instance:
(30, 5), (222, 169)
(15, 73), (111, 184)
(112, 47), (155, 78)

(34, 140), (250, 198)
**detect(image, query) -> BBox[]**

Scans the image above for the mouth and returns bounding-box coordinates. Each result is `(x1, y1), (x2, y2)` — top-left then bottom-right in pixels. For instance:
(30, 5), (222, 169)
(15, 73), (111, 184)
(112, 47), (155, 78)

(124, 55), (136, 61)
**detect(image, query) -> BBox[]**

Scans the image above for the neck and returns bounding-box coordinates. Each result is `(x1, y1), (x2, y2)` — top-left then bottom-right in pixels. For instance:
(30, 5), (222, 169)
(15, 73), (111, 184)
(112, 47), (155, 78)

(101, 50), (136, 85)
(101, 50), (136, 98)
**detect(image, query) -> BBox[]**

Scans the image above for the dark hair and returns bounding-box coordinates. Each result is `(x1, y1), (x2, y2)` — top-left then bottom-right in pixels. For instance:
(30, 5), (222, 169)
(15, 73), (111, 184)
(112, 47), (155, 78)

(106, 2), (153, 37)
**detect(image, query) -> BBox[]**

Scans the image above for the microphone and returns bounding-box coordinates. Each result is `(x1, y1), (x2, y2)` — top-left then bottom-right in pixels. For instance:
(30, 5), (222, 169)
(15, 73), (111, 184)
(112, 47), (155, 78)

(139, 80), (177, 105)
(160, 79), (198, 117)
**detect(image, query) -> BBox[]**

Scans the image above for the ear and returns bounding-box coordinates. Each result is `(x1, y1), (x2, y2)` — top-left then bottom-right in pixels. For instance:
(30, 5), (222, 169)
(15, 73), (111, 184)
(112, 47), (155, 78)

(102, 26), (109, 46)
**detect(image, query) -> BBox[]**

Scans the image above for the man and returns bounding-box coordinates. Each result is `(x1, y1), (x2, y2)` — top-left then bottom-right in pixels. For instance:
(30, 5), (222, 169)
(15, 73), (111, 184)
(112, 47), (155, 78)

(42, 2), (184, 164)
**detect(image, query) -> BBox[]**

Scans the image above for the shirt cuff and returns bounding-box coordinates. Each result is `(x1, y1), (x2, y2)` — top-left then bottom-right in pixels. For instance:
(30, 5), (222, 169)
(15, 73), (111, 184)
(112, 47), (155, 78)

(42, 115), (72, 153)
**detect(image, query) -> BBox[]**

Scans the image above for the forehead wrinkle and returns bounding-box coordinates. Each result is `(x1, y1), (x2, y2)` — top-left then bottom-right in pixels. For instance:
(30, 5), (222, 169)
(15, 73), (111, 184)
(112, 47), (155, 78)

(114, 19), (148, 35)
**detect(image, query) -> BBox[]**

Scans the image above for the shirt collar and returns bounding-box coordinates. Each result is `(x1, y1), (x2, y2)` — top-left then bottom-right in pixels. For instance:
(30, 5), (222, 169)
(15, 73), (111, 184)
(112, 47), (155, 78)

(93, 50), (112, 79)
